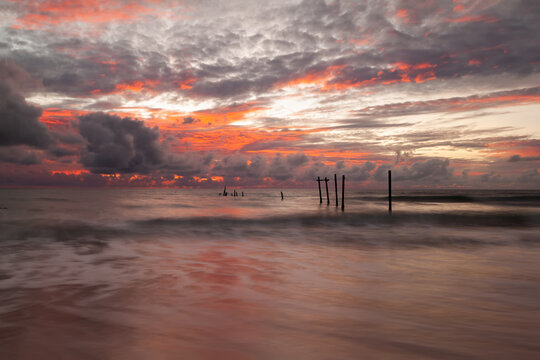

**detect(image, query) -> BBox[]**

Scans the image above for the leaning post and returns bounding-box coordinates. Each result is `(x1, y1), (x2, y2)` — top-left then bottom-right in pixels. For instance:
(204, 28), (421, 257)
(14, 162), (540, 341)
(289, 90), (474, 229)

(324, 177), (330, 205)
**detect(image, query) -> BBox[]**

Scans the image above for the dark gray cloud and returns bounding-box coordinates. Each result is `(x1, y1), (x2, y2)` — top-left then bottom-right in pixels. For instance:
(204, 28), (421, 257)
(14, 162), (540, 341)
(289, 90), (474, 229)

(48, 146), (77, 158)
(165, 151), (214, 176)
(182, 117), (199, 124)
(78, 113), (165, 174)
(480, 171), (502, 184)
(518, 168), (539, 184)
(209, 152), (310, 182)
(0, 61), (52, 149)
(0, 146), (42, 165)
(374, 158), (451, 182)
(348, 161), (377, 181)
(508, 154), (540, 162)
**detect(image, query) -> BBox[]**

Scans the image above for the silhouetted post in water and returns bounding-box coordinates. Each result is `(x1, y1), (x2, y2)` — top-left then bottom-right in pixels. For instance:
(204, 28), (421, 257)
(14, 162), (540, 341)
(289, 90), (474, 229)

(388, 170), (392, 213)
(317, 176), (322, 204)
(334, 173), (338, 207)
(223, 186), (227, 196)
(341, 175), (345, 211)
(281, 191), (284, 200)
(324, 177), (330, 205)
(242, 192), (244, 197)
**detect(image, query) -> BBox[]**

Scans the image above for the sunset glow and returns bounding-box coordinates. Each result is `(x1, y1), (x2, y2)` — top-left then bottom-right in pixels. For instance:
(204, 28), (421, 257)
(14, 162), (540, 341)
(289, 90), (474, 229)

(1, 0), (539, 188)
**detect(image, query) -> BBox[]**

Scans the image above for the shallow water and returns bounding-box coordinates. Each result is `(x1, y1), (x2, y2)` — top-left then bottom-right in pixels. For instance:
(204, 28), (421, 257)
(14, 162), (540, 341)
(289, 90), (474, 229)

(1, 188), (539, 359)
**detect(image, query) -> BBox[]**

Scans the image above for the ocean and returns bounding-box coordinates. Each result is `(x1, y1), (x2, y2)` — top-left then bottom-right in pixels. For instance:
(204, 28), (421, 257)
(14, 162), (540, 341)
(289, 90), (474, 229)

(1, 188), (539, 359)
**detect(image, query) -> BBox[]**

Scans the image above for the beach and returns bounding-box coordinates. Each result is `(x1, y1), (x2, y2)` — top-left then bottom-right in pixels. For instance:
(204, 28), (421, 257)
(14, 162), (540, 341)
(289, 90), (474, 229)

(1, 188), (539, 359)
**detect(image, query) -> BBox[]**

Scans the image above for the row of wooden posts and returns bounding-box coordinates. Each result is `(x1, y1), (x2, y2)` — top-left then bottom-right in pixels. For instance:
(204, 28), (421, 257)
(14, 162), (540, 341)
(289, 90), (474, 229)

(317, 170), (392, 212)
(218, 169), (393, 212)
(220, 186), (244, 197)
(317, 174), (346, 210)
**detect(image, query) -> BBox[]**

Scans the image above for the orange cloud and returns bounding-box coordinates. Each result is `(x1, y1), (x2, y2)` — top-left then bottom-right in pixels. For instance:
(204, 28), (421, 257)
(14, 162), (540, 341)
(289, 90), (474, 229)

(453, 4), (465, 12)
(178, 75), (197, 90)
(277, 65), (346, 89)
(396, 9), (411, 23)
(90, 79), (160, 95)
(11, 0), (155, 29)
(190, 101), (270, 126)
(485, 140), (540, 160)
(51, 170), (89, 176)
(116, 80), (158, 92)
(40, 108), (90, 128)
(162, 125), (321, 153)
(279, 62), (439, 91)
(446, 15), (499, 23)
(349, 37), (373, 46)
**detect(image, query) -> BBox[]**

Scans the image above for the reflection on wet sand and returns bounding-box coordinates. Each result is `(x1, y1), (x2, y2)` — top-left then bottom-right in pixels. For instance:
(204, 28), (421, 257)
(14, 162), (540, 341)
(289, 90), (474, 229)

(1, 237), (539, 359)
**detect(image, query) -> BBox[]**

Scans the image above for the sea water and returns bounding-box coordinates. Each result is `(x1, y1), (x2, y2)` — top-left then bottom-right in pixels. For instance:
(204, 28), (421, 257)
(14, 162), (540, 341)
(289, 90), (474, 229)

(0, 188), (539, 359)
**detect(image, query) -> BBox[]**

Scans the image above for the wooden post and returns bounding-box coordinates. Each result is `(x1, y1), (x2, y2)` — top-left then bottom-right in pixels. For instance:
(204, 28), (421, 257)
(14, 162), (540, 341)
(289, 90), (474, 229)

(388, 170), (392, 213)
(324, 177), (330, 205)
(223, 186), (227, 196)
(334, 173), (338, 207)
(341, 175), (345, 211)
(281, 191), (284, 200)
(317, 176), (322, 204)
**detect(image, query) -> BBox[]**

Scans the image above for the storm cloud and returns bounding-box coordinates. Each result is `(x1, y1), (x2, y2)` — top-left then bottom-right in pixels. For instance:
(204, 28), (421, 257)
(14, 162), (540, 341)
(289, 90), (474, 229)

(0, 61), (52, 149)
(78, 113), (165, 174)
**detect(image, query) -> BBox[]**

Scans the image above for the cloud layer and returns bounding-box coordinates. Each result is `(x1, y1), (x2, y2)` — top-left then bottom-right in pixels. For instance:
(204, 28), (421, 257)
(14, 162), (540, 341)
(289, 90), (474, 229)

(0, 0), (539, 188)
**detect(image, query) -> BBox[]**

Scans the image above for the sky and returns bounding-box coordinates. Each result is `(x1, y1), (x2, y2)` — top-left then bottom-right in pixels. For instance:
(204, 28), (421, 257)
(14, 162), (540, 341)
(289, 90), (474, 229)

(1, 0), (539, 188)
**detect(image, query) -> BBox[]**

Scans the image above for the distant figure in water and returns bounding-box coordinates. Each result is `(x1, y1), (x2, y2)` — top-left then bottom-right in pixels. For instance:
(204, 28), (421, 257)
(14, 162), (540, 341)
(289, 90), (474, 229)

(281, 191), (284, 200)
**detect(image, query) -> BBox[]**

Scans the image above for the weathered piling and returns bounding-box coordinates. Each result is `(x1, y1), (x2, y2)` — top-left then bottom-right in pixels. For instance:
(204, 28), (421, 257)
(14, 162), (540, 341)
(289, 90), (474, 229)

(324, 177), (330, 205)
(281, 191), (284, 200)
(242, 192), (244, 197)
(388, 170), (392, 213)
(334, 173), (338, 207)
(317, 176), (322, 204)
(223, 186), (227, 196)
(341, 175), (345, 211)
